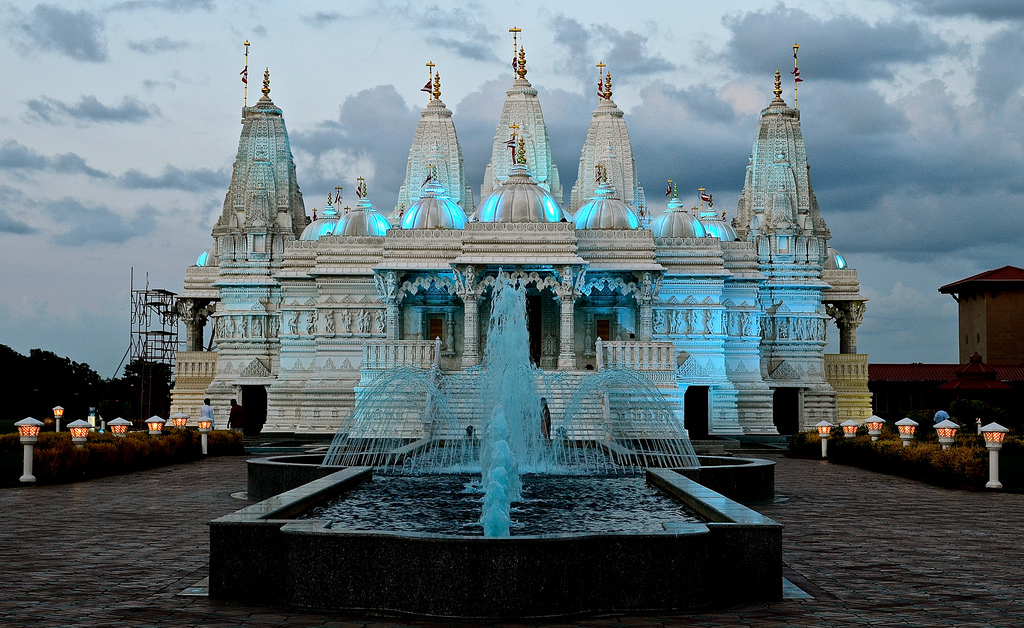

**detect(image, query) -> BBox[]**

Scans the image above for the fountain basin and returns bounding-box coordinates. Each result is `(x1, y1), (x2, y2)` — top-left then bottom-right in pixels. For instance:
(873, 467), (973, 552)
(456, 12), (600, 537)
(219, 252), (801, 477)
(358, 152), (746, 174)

(211, 467), (782, 618)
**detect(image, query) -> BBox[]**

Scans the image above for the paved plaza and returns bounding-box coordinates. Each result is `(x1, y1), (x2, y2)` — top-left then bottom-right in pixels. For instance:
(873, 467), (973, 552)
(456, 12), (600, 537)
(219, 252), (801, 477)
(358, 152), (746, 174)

(2, 452), (1023, 627)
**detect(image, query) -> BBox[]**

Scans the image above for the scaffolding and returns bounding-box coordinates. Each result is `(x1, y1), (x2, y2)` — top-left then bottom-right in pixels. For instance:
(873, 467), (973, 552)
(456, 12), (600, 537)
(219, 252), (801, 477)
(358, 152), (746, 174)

(129, 269), (180, 420)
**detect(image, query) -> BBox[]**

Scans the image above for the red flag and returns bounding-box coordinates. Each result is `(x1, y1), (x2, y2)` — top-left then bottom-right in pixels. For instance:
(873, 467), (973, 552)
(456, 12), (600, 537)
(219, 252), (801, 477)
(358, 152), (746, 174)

(240, 66), (248, 84)
(420, 79), (432, 93)
(335, 190), (341, 204)
(700, 191), (712, 203)
(665, 182), (672, 197)
(512, 54), (518, 72)
(422, 171), (433, 186)
(792, 67), (803, 82)
(597, 80), (605, 99)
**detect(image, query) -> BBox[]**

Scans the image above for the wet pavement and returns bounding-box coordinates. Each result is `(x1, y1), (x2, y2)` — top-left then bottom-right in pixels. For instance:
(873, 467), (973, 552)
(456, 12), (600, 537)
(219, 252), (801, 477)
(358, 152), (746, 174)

(2, 452), (1023, 626)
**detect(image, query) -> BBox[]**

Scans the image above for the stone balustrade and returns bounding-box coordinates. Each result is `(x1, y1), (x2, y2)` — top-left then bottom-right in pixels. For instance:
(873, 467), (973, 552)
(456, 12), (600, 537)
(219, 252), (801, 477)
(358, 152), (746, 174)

(362, 340), (438, 371)
(598, 341), (676, 371)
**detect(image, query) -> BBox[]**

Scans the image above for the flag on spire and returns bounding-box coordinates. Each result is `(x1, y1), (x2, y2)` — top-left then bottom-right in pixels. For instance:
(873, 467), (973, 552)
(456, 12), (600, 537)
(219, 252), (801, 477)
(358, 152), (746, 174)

(240, 66), (248, 84)
(421, 79), (432, 93)
(665, 181), (673, 197)
(700, 190), (712, 203)
(791, 67), (803, 83)
(597, 79), (605, 99)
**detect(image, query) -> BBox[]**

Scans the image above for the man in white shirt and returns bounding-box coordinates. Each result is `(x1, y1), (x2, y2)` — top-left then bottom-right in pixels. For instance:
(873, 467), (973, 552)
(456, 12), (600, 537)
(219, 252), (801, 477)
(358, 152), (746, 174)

(201, 398), (215, 429)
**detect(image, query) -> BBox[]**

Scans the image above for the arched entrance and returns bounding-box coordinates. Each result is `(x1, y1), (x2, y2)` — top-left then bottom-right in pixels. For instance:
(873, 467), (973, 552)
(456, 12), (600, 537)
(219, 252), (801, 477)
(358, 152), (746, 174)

(772, 387), (800, 435)
(684, 386), (710, 439)
(241, 385), (267, 436)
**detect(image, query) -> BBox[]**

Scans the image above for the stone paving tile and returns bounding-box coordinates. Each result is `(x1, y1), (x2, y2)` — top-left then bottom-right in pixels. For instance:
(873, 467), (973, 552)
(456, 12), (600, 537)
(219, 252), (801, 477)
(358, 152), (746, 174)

(3, 453), (1024, 626)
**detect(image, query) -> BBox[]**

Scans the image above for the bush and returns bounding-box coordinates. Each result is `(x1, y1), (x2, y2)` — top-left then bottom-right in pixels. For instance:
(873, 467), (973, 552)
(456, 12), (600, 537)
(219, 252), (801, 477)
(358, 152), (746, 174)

(0, 429), (244, 486)
(788, 430), (1013, 490)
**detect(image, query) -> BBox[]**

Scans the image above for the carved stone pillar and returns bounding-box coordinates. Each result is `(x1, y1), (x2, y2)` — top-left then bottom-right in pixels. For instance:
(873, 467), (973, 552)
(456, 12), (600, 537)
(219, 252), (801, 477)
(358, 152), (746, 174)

(374, 271), (403, 340)
(635, 272), (659, 342)
(454, 265), (480, 368)
(826, 301), (866, 354)
(554, 266), (584, 370)
(177, 298), (213, 351)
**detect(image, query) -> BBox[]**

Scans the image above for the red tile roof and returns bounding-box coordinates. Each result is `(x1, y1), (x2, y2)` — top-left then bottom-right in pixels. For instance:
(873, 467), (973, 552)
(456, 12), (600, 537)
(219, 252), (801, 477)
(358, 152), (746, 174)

(870, 363), (1024, 382)
(939, 265), (1024, 294)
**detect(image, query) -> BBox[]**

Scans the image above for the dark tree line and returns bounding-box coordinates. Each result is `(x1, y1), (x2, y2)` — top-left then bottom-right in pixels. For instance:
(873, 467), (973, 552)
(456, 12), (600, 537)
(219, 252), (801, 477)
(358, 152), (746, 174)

(0, 345), (172, 433)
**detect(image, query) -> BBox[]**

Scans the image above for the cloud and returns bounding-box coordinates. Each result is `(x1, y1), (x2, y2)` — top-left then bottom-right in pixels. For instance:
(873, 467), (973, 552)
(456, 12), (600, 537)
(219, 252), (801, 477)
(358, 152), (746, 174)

(10, 4), (107, 62)
(301, 11), (346, 25)
(0, 140), (110, 178)
(897, 0), (1024, 21)
(722, 6), (949, 82)
(106, 0), (214, 12)
(119, 165), (227, 191)
(291, 85), (421, 212)
(0, 185), (36, 234)
(45, 198), (155, 246)
(127, 37), (189, 54)
(550, 15), (674, 83)
(974, 28), (1024, 111)
(25, 95), (160, 125)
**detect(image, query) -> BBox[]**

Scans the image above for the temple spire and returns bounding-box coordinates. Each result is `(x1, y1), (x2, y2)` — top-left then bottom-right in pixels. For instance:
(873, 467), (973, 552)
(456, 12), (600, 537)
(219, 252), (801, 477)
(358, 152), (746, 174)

(262, 67), (271, 97)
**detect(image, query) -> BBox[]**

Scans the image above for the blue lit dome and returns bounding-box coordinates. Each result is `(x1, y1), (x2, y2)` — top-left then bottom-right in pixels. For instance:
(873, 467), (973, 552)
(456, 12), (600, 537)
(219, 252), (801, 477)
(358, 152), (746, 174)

(699, 209), (739, 241)
(337, 198), (391, 236)
(194, 244), (217, 267)
(824, 247), (847, 270)
(573, 181), (640, 230)
(477, 163), (566, 223)
(651, 198), (707, 237)
(401, 181), (468, 229)
(300, 204), (341, 240)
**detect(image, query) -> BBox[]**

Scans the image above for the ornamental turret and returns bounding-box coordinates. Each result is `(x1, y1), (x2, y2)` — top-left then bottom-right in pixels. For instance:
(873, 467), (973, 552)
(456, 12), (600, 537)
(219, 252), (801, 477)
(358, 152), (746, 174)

(480, 31), (562, 203)
(212, 68), (306, 265)
(395, 64), (474, 220)
(568, 64), (645, 218)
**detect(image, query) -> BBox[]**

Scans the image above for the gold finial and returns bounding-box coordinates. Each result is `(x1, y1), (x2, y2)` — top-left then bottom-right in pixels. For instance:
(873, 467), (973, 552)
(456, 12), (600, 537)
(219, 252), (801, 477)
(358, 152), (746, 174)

(517, 45), (528, 79)
(773, 68), (782, 98)
(517, 136), (527, 165)
(356, 176), (367, 199)
(262, 67), (271, 97)
(327, 193), (332, 207)
(433, 72), (441, 101)
(604, 71), (612, 101)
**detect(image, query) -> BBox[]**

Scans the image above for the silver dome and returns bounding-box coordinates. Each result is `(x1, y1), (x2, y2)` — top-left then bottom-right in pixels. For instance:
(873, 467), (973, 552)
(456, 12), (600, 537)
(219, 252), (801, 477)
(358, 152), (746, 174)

(573, 181), (640, 230)
(699, 209), (738, 241)
(337, 199), (391, 236)
(300, 205), (342, 240)
(824, 247), (848, 269)
(651, 198), (706, 237)
(401, 181), (468, 229)
(477, 163), (566, 223)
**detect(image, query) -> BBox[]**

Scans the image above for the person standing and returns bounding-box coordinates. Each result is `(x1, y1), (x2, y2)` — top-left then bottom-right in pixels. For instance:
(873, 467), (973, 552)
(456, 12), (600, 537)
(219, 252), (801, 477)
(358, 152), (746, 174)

(200, 398), (215, 430)
(540, 397), (551, 439)
(228, 399), (245, 433)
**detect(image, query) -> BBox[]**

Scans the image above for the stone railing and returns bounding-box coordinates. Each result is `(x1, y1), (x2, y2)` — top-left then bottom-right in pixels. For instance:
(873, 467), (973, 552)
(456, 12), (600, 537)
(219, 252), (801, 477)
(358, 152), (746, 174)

(824, 353), (869, 390)
(362, 340), (438, 371)
(597, 340), (676, 372)
(174, 350), (218, 384)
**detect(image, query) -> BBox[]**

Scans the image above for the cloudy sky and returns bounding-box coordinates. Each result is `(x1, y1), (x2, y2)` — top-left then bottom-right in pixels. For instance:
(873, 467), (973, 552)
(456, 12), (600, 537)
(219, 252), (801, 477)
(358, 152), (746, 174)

(2, 0), (1022, 378)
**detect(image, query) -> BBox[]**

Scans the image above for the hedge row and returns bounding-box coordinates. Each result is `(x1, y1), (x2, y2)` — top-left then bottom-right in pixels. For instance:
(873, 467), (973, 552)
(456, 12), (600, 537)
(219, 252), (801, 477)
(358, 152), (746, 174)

(789, 430), (1023, 490)
(0, 429), (244, 486)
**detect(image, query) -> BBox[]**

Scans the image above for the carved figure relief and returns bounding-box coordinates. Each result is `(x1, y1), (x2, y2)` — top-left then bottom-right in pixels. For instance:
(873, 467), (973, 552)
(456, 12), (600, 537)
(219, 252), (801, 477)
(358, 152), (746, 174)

(357, 309), (370, 334)
(341, 309), (353, 334)
(374, 310), (386, 334)
(288, 311), (299, 334)
(653, 309), (666, 334)
(325, 310), (335, 334)
(306, 311), (316, 335)
(252, 316), (263, 338)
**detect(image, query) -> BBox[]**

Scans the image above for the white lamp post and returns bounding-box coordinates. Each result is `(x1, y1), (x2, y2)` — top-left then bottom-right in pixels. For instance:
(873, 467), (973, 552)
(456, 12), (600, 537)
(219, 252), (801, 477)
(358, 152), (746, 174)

(108, 417), (131, 437)
(15, 417), (44, 483)
(935, 419), (959, 450)
(52, 406), (64, 432)
(865, 416), (885, 442)
(841, 420), (859, 439)
(197, 418), (213, 455)
(980, 422), (1009, 489)
(816, 421), (834, 458)
(67, 419), (91, 447)
(146, 415), (165, 435)
(896, 418), (918, 447)
(169, 412), (189, 428)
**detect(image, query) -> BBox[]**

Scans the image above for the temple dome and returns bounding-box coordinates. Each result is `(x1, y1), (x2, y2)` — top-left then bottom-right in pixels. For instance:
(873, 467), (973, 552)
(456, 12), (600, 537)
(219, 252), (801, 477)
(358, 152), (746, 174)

(401, 181), (468, 229)
(476, 163), (566, 223)
(194, 244), (217, 267)
(699, 210), (738, 241)
(299, 204), (341, 240)
(824, 246), (848, 270)
(337, 199), (391, 236)
(573, 181), (640, 230)
(651, 198), (706, 237)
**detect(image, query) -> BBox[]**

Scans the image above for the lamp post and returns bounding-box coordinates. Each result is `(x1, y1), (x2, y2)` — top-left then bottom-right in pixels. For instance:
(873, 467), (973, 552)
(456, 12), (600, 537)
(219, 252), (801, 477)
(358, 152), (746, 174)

(169, 412), (189, 428)
(146, 416), (165, 436)
(52, 406), (64, 432)
(896, 418), (918, 447)
(108, 417), (131, 437)
(197, 418), (213, 455)
(865, 416), (885, 442)
(15, 417), (44, 483)
(841, 420), (859, 439)
(816, 421), (833, 458)
(934, 419), (959, 450)
(980, 422), (1009, 489)
(67, 419), (91, 447)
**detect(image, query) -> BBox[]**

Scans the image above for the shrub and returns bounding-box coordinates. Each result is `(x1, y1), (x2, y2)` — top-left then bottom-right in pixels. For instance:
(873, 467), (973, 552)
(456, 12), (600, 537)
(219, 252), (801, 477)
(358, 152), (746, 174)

(1, 429), (244, 486)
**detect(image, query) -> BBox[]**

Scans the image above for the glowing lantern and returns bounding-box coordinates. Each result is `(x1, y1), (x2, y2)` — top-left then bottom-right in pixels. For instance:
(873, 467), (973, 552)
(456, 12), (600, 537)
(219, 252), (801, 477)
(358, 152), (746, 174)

(108, 417), (131, 437)
(15, 417), (44, 483)
(934, 419), (959, 450)
(67, 419), (91, 447)
(865, 416), (885, 441)
(895, 418), (918, 447)
(841, 420), (859, 438)
(169, 412), (189, 428)
(146, 416), (166, 435)
(815, 421), (833, 458)
(53, 406), (64, 432)
(981, 423), (1009, 489)
(197, 418), (213, 455)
